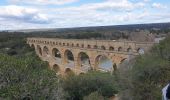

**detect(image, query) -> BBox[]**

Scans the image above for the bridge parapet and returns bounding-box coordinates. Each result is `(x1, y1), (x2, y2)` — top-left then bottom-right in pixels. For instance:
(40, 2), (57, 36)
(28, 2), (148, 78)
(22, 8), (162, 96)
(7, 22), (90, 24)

(27, 37), (155, 54)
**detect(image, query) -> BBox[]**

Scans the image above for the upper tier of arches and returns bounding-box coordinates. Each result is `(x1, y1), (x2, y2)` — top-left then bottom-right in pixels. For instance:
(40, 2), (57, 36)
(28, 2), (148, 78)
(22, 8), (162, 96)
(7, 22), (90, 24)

(27, 38), (153, 53)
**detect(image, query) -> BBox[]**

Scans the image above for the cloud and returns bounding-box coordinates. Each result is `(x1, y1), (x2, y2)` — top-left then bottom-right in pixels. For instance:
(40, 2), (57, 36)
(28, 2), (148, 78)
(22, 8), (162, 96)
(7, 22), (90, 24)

(0, 0), (170, 30)
(0, 5), (50, 24)
(9, 0), (79, 5)
(78, 0), (145, 12)
(152, 3), (167, 9)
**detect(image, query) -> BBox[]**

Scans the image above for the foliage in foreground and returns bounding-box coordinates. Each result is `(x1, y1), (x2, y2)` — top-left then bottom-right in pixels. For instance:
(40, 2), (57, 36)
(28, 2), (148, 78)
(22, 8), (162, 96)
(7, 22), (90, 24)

(0, 54), (66, 100)
(130, 36), (170, 100)
(62, 71), (119, 100)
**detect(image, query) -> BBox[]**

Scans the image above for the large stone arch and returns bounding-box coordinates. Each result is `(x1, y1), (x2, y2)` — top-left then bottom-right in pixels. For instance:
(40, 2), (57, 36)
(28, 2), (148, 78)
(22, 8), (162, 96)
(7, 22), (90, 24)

(52, 48), (62, 64)
(43, 46), (49, 57)
(64, 49), (75, 68)
(52, 48), (61, 58)
(77, 52), (92, 72)
(94, 54), (114, 71)
(37, 45), (42, 56)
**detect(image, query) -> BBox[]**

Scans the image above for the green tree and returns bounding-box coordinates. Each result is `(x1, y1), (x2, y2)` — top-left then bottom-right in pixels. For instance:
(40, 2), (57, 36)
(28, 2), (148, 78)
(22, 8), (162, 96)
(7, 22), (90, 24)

(62, 71), (119, 100)
(0, 54), (66, 100)
(131, 36), (170, 100)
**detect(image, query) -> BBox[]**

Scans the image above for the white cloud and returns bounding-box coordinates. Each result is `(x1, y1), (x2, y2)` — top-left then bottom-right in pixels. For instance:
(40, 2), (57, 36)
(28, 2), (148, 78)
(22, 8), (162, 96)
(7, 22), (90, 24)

(0, 5), (50, 24)
(143, 0), (150, 2)
(152, 3), (167, 9)
(0, 0), (170, 30)
(80, 0), (145, 12)
(9, 0), (78, 5)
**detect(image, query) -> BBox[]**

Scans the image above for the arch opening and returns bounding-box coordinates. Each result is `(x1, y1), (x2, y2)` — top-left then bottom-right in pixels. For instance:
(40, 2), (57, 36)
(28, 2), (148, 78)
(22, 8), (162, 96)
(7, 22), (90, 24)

(53, 64), (60, 73)
(64, 50), (74, 68)
(52, 48), (62, 64)
(118, 47), (123, 52)
(37, 45), (42, 56)
(87, 45), (91, 49)
(72, 43), (74, 47)
(109, 46), (114, 51)
(94, 45), (98, 49)
(76, 44), (79, 47)
(65, 68), (74, 75)
(43, 46), (49, 57)
(95, 55), (113, 72)
(101, 46), (106, 50)
(52, 48), (61, 58)
(78, 52), (92, 72)
(81, 44), (84, 48)
(67, 43), (69, 46)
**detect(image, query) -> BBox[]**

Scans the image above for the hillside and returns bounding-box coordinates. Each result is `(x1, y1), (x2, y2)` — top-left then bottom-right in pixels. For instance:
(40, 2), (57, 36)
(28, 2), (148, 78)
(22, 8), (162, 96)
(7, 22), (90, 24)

(10, 22), (170, 33)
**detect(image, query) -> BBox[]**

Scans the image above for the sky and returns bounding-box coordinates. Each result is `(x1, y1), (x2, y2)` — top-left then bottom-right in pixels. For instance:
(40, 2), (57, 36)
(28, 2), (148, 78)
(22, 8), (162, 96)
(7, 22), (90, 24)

(0, 0), (170, 30)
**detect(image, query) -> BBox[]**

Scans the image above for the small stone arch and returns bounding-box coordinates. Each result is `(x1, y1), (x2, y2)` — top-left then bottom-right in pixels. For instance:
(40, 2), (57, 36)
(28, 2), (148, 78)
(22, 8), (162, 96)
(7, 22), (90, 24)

(50, 41), (53, 45)
(67, 43), (69, 46)
(53, 64), (60, 73)
(43, 46), (49, 56)
(87, 45), (91, 49)
(94, 45), (98, 49)
(101, 46), (106, 50)
(118, 47), (123, 51)
(72, 43), (74, 47)
(81, 44), (84, 48)
(65, 68), (74, 75)
(76, 44), (79, 47)
(109, 46), (114, 51)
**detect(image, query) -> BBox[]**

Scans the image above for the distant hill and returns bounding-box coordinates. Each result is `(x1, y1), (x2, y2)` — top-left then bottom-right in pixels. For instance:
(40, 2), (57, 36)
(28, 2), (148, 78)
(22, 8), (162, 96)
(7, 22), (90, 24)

(10, 22), (170, 33)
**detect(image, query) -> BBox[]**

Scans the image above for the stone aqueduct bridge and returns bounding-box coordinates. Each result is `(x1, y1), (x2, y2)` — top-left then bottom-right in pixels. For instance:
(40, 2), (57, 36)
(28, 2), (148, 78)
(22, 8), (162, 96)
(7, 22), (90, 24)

(27, 37), (155, 75)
